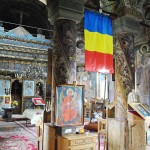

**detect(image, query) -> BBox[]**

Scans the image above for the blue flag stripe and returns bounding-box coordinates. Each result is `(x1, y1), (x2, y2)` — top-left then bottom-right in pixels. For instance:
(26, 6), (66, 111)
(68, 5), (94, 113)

(84, 10), (112, 36)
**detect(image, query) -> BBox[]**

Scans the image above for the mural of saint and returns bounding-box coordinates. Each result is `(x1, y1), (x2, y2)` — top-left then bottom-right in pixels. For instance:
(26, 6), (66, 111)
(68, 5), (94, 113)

(136, 45), (150, 105)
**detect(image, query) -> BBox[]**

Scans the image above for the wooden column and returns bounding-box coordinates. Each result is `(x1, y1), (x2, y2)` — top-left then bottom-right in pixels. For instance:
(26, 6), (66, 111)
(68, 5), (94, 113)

(107, 14), (140, 150)
(53, 19), (77, 85)
(47, 0), (84, 124)
(115, 34), (135, 119)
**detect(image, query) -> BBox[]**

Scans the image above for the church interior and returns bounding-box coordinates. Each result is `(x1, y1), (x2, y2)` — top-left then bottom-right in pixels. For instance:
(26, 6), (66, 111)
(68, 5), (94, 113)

(0, 0), (150, 150)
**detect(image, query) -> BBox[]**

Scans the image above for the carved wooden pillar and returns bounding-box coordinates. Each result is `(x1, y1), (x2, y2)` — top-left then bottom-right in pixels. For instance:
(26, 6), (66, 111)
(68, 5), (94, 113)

(47, 0), (84, 124)
(53, 19), (76, 84)
(112, 10), (143, 119)
(107, 15), (141, 150)
(115, 34), (135, 119)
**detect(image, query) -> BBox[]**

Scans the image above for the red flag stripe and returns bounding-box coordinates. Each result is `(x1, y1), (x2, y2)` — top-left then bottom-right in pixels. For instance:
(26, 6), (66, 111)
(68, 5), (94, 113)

(85, 50), (114, 73)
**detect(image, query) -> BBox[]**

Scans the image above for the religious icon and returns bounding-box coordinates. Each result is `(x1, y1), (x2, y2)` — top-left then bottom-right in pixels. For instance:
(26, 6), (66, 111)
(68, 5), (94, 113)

(23, 80), (34, 96)
(0, 80), (11, 96)
(55, 84), (84, 126)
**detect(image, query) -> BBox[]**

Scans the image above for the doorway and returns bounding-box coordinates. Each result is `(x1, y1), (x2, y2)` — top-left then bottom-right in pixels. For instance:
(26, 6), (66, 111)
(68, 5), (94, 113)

(11, 80), (22, 114)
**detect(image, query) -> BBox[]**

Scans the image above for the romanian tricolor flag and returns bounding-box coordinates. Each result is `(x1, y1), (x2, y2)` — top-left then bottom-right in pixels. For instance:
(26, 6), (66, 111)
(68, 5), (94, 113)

(84, 10), (114, 74)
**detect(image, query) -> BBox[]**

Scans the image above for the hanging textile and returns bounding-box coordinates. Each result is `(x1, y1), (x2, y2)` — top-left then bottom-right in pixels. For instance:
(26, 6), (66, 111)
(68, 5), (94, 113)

(84, 10), (114, 74)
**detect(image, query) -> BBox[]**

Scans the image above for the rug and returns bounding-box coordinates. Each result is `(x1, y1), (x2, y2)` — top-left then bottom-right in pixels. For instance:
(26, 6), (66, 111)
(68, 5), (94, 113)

(15, 121), (37, 137)
(0, 121), (38, 150)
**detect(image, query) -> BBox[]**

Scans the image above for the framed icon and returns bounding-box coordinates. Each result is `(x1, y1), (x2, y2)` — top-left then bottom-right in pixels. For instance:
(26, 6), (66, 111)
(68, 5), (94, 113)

(0, 79), (11, 96)
(23, 80), (34, 96)
(55, 84), (84, 126)
(3, 96), (11, 108)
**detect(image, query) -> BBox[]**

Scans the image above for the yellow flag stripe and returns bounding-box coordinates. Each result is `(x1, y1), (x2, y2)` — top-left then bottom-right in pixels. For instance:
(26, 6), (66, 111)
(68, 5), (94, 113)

(84, 29), (113, 55)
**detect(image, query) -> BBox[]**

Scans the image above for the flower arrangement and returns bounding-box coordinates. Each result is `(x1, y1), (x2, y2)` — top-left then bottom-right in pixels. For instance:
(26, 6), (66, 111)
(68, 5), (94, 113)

(12, 100), (18, 107)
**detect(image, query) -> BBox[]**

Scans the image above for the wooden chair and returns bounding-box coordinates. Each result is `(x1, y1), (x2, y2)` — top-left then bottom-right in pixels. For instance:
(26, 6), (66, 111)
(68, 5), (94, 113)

(98, 118), (107, 150)
(90, 101), (105, 123)
(84, 101), (106, 132)
(84, 101), (91, 118)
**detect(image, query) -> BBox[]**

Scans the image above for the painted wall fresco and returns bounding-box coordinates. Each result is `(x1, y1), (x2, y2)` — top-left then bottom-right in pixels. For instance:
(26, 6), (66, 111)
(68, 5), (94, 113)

(77, 66), (96, 100)
(76, 66), (115, 101)
(136, 43), (150, 107)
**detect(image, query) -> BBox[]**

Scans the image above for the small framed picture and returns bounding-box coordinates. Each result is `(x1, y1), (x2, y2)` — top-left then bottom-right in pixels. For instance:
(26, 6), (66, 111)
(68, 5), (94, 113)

(23, 80), (34, 96)
(0, 79), (11, 96)
(3, 96), (11, 108)
(55, 84), (84, 126)
(4, 96), (11, 104)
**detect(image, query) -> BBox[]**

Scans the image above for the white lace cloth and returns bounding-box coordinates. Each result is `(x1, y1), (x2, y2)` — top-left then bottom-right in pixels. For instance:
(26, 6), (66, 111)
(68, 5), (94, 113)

(23, 109), (44, 125)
